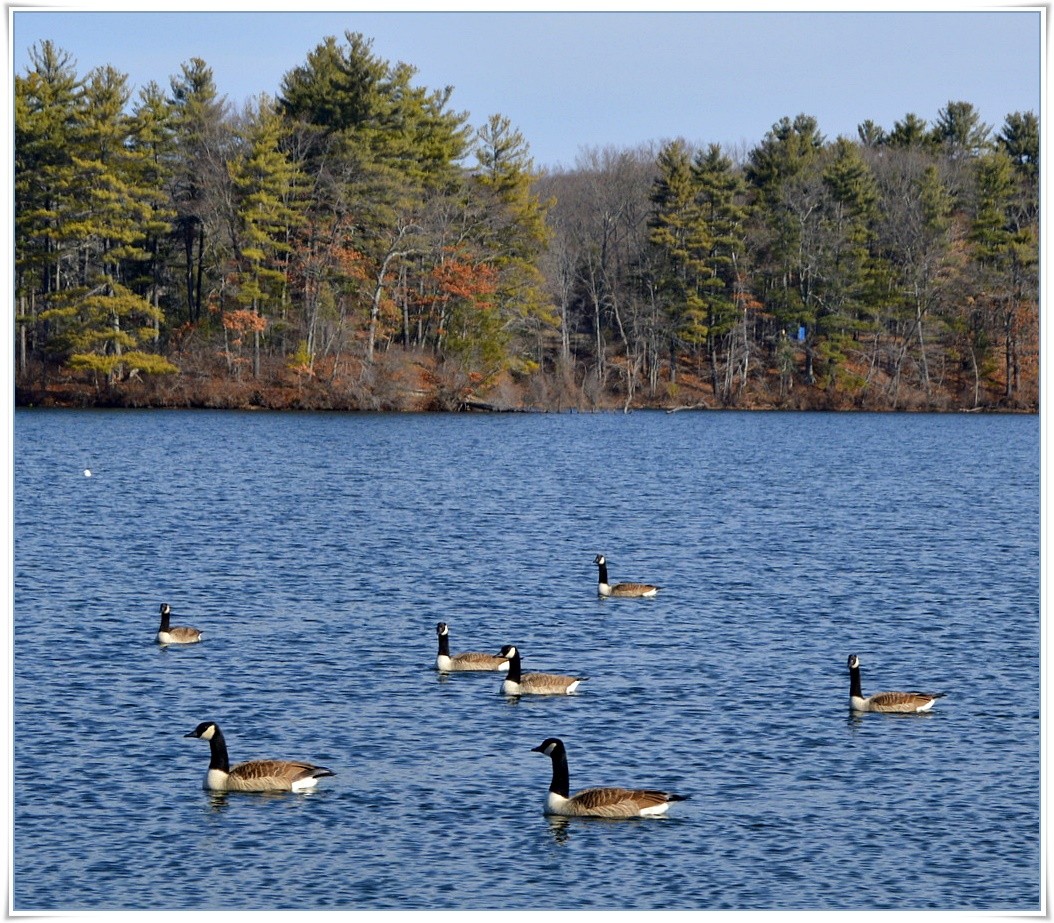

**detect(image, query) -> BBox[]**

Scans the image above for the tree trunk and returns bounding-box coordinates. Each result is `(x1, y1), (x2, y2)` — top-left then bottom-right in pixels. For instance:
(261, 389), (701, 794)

(915, 291), (931, 398)
(592, 293), (604, 382)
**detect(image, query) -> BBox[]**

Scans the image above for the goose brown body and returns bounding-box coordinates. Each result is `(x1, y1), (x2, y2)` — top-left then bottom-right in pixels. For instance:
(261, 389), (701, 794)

(499, 645), (586, 696)
(848, 654), (946, 714)
(531, 738), (687, 817)
(435, 622), (509, 673)
(156, 603), (202, 645)
(593, 555), (659, 598)
(184, 722), (334, 793)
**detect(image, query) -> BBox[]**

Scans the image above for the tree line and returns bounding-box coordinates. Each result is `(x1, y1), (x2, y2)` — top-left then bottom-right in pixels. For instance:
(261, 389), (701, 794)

(14, 33), (1039, 412)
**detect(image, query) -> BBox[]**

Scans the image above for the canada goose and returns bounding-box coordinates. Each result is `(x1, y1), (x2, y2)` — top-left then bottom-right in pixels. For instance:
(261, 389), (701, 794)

(498, 645), (586, 696)
(184, 721), (334, 793)
(847, 654), (947, 713)
(531, 737), (687, 817)
(593, 554), (660, 598)
(435, 622), (509, 673)
(156, 603), (202, 645)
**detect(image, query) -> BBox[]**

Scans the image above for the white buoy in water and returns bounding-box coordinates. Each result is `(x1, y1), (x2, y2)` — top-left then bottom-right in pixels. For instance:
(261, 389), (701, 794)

(84, 469), (92, 478)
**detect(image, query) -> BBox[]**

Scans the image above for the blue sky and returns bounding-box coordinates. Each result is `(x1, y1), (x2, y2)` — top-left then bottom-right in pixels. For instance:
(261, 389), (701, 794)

(8, 5), (1045, 170)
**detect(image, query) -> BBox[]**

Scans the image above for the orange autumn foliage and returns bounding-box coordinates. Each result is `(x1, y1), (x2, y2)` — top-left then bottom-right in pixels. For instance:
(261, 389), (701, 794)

(222, 309), (268, 347)
(430, 257), (498, 308)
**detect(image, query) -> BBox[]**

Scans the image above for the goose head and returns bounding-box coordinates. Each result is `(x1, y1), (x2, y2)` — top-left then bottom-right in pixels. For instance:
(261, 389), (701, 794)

(185, 721), (218, 741)
(531, 738), (564, 757)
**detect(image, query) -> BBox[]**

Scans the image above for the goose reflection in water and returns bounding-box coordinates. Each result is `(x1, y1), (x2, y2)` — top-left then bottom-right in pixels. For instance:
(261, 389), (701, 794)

(544, 815), (572, 844)
(541, 810), (679, 846)
(203, 789), (310, 813)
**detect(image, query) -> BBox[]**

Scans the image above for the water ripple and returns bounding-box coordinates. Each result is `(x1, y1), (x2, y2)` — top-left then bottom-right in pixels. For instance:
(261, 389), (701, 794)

(13, 409), (1040, 911)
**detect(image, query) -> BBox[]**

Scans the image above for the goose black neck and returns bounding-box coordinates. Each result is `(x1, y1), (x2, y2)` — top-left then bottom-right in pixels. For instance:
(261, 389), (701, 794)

(548, 747), (570, 798)
(596, 560), (609, 584)
(437, 632), (450, 657)
(506, 650), (522, 682)
(208, 728), (230, 773)
(159, 609), (171, 631)
(849, 664), (864, 699)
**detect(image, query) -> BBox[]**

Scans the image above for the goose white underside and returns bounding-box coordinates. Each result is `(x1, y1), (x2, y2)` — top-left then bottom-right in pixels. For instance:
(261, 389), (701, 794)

(637, 802), (673, 816)
(544, 790), (672, 817)
(436, 654), (509, 673)
(598, 583), (659, 598)
(503, 678), (582, 696)
(851, 694), (937, 714)
(203, 768), (323, 792)
(157, 629), (202, 645)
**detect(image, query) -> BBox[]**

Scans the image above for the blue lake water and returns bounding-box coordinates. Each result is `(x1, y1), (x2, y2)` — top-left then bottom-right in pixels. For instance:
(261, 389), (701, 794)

(12, 408), (1041, 911)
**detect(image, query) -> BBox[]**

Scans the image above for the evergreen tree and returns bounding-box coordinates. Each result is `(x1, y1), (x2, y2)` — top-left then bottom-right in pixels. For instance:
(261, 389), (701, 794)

(857, 120), (887, 147)
(692, 144), (749, 400)
(382, 61), (471, 189)
(226, 95), (306, 377)
(11, 30), (1040, 413)
(930, 100), (991, 158)
(278, 32), (469, 190)
(279, 33), (474, 366)
(969, 150), (1037, 403)
(469, 114), (555, 373)
(280, 33), (388, 132)
(812, 137), (882, 390)
(648, 139), (705, 356)
(14, 40), (83, 369)
(37, 65), (176, 383)
(886, 113), (934, 150)
(127, 81), (178, 339)
(744, 114), (825, 204)
(996, 111), (1039, 230)
(997, 111), (1039, 180)
(169, 57), (232, 324)
(744, 114), (826, 378)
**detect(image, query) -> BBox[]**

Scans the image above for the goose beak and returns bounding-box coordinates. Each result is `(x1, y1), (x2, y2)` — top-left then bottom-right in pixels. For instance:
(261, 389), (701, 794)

(183, 730), (198, 738)
(530, 743), (545, 753)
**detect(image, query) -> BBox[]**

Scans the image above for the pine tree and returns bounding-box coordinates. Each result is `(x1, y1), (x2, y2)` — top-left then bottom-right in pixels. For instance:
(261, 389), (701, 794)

(996, 111), (1039, 231)
(127, 81), (178, 339)
(997, 111), (1039, 180)
(648, 139), (706, 361)
(744, 115), (826, 380)
(856, 120), (887, 148)
(226, 94), (305, 377)
(14, 41), (82, 371)
(969, 150), (1036, 403)
(813, 137), (882, 390)
(169, 57), (232, 324)
(885, 113), (935, 150)
(279, 33), (474, 366)
(36, 65), (177, 384)
(278, 31), (469, 190)
(744, 114), (825, 205)
(692, 144), (749, 400)
(469, 114), (555, 373)
(931, 100), (991, 158)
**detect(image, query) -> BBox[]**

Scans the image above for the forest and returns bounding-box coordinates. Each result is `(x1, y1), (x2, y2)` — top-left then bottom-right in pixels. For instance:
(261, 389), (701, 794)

(13, 32), (1040, 413)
